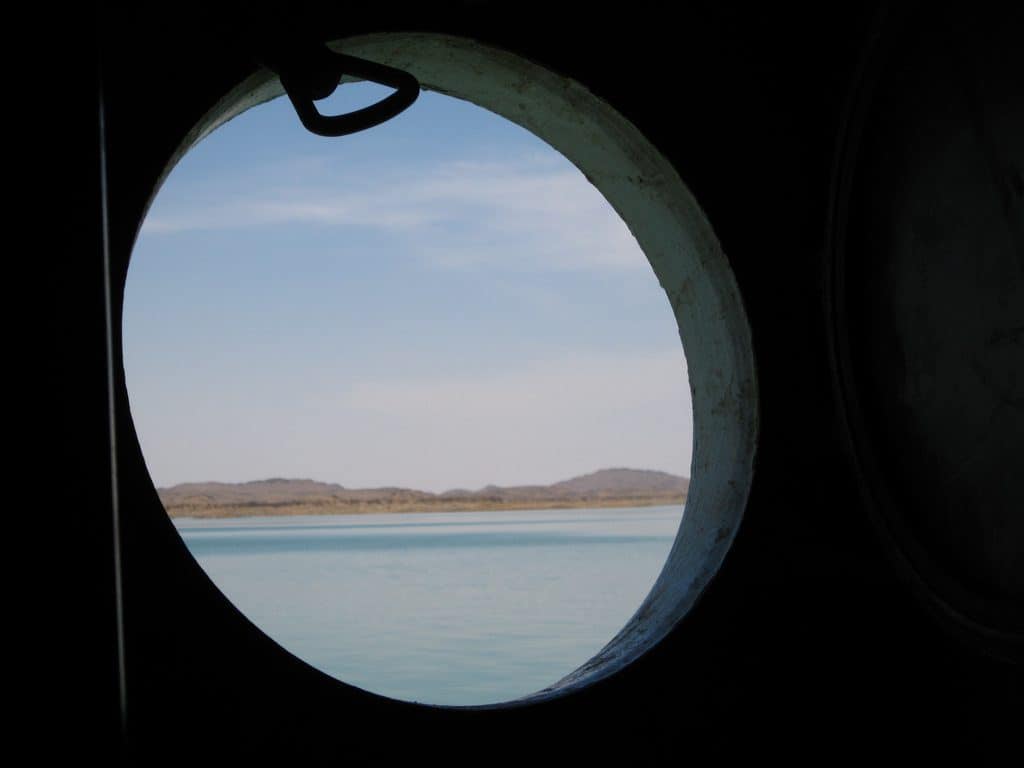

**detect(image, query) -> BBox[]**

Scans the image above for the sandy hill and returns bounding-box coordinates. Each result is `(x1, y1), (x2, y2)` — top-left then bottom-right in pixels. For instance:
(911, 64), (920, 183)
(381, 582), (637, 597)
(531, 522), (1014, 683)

(159, 468), (688, 518)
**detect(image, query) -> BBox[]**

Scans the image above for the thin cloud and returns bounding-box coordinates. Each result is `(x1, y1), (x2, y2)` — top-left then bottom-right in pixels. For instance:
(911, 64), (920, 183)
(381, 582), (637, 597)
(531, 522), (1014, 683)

(141, 156), (645, 272)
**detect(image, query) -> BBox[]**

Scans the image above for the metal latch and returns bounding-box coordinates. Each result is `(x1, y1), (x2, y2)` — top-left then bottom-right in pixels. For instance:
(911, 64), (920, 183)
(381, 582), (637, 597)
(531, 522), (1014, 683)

(261, 41), (419, 137)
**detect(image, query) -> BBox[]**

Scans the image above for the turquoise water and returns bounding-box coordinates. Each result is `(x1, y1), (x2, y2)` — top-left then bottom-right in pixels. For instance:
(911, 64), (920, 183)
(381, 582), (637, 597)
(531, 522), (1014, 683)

(176, 505), (682, 706)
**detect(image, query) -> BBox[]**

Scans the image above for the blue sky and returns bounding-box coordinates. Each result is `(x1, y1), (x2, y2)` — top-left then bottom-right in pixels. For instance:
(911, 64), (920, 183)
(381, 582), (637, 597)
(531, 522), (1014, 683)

(123, 84), (693, 492)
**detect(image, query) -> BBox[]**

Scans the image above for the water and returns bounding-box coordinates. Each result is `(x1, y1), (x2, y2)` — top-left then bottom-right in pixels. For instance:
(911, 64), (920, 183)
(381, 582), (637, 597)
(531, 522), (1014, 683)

(176, 505), (682, 706)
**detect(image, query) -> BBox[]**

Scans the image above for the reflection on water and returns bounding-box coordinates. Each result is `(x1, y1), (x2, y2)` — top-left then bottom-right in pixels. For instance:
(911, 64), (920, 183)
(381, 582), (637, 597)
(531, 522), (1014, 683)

(177, 505), (682, 705)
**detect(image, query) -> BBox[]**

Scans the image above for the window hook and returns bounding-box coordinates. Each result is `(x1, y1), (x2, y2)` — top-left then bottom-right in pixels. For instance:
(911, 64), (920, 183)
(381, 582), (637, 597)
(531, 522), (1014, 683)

(262, 42), (420, 137)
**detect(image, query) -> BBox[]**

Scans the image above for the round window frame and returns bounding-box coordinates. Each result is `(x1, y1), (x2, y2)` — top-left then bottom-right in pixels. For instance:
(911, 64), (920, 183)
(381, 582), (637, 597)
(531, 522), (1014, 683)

(134, 31), (759, 708)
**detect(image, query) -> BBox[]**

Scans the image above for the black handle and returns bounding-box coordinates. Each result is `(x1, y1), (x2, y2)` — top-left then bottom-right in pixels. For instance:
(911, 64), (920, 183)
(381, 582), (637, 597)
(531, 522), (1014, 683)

(269, 47), (420, 137)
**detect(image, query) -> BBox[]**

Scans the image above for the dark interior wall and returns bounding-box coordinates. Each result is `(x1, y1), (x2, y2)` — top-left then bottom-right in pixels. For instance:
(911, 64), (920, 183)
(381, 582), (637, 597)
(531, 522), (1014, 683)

(36, 1), (1022, 764)
(843, 4), (1024, 631)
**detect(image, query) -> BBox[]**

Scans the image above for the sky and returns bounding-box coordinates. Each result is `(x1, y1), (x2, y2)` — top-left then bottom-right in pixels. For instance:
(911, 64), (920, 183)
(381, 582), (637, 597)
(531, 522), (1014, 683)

(123, 83), (693, 492)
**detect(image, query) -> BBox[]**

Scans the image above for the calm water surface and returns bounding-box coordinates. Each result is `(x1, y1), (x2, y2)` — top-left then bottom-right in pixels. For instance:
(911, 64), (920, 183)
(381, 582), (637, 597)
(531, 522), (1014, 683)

(176, 505), (682, 705)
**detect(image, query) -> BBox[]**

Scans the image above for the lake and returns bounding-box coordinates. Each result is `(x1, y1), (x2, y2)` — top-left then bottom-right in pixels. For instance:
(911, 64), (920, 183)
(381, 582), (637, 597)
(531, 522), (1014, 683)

(175, 505), (682, 706)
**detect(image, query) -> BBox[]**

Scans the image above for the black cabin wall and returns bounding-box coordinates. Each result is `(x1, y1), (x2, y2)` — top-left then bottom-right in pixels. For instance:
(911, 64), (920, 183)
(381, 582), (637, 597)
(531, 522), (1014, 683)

(37, 1), (1022, 764)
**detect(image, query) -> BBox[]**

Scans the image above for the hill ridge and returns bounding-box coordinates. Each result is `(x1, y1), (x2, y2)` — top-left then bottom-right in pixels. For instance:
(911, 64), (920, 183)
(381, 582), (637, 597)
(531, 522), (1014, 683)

(159, 468), (689, 519)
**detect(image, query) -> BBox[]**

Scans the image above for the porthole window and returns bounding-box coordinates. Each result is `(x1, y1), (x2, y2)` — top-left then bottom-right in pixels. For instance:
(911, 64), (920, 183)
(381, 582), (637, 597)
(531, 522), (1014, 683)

(123, 33), (757, 707)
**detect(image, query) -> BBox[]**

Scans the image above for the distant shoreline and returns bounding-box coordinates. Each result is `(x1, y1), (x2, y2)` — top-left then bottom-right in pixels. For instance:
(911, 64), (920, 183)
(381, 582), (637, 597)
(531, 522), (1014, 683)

(165, 494), (686, 519)
(159, 468), (690, 520)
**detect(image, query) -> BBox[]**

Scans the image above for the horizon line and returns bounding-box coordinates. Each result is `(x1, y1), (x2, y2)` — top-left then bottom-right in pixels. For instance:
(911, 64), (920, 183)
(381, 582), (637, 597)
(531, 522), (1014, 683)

(156, 466), (691, 493)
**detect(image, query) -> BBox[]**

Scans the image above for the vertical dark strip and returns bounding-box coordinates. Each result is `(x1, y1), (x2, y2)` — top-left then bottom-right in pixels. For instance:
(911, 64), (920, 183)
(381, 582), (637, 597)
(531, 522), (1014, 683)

(98, 61), (128, 737)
